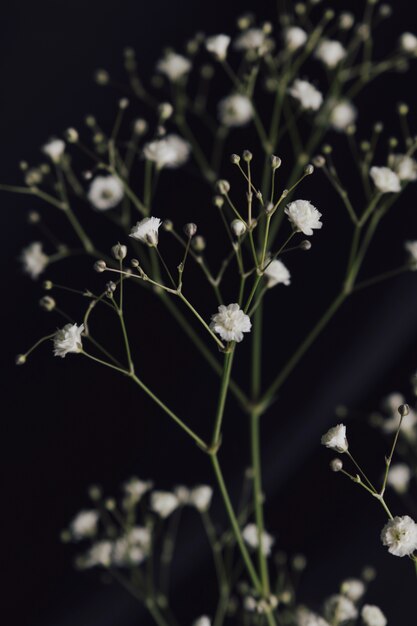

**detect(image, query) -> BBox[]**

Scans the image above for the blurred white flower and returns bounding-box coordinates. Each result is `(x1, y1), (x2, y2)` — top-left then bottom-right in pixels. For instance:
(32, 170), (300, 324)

(21, 242), (48, 279)
(315, 40), (346, 68)
(53, 323), (84, 358)
(380, 393), (417, 439)
(242, 523), (274, 556)
(42, 138), (65, 163)
(210, 303), (251, 343)
(190, 485), (213, 512)
(192, 617), (211, 626)
(88, 175), (124, 210)
(321, 424), (348, 453)
(79, 540), (113, 569)
(70, 510), (99, 540)
(284, 27), (307, 51)
(264, 259), (291, 287)
(381, 515), (417, 557)
(174, 485), (191, 505)
(323, 595), (358, 624)
(205, 34), (231, 61)
(289, 79), (323, 111)
(370, 166), (401, 193)
(130, 216), (162, 246)
(361, 605), (387, 626)
(234, 28), (266, 51)
(156, 52), (191, 82)
(143, 134), (190, 169)
(387, 463), (411, 494)
(285, 200), (322, 236)
(295, 607), (330, 626)
(150, 491), (179, 518)
(329, 101), (356, 131)
(112, 526), (151, 566)
(389, 154), (417, 181)
(123, 477), (153, 505)
(218, 94), (253, 127)
(400, 32), (417, 53)
(340, 578), (365, 602)
(405, 240), (417, 269)
(231, 219), (247, 237)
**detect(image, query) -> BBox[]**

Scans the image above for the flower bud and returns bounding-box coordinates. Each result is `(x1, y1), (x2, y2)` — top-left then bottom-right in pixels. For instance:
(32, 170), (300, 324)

(158, 102), (174, 120)
(213, 195), (225, 208)
(43, 280), (53, 290)
(39, 295), (56, 311)
(94, 69), (110, 85)
(94, 260), (107, 273)
(88, 484), (103, 501)
(242, 149), (253, 162)
(133, 118), (148, 136)
(271, 155), (282, 170)
(398, 102), (409, 116)
(399, 403), (410, 417)
(65, 128), (79, 143)
(300, 240), (311, 251)
(28, 211), (41, 224)
(131, 258), (140, 268)
(112, 243), (127, 261)
(184, 223), (197, 238)
(105, 498), (116, 511)
(119, 98), (129, 110)
(192, 235), (206, 252)
(265, 202), (274, 215)
(162, 219), (173, 232)
(330, 458), (343, 472)
(106, 281), (117, 294)
(16, 354), (27, 366)
(304, 164), (314, 175)
(313, 155), (325, 168)
(216, 179), (230, 195)
(230, 153), (240, 165)
(231, 219), (247, 237)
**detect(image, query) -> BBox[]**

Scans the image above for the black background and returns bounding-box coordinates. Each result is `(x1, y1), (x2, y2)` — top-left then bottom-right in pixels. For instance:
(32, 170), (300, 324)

(2, 1), (417, 625)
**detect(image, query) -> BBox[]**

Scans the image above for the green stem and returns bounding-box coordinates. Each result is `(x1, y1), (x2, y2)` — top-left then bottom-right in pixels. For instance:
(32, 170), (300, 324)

(177, 291), (225, 350)
(211, 349), (235, 448)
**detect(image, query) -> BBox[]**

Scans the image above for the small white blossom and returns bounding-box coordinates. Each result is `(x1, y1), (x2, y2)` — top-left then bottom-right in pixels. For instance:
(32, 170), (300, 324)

(389, 154), (417, 181)
(123, 477), (153, 505)
(289, 79), (323, 111)
(242, 523), (275, 556)
(285, 200), (322, 236)
(192, 617), (211, 626)
(264, 259), (291, 287)
(296, 607), (330, 626)
(234, 28), (266, 51)
(150, 491), (179, 518)
(323, 595), (358, 624)
(231, 219), (247, 237)
(112, 526), (151, 566)
(400, 32), (417, 53)
(340, 578), (366, 602)
(70, 510), (99, 540)
(189, 485), (213, 512)
(130, 217), (162, 246)
(42, 138), (65, 163)
(143, 134), (190, 169)
(210, 303), (251, 343)
(315, 40), (347, 68)
(285, 27), (308, 51)
(381, 515), (417, 557)
(79, 540), (113, 569)
(205, 34), (231, 61)
(218, 94), (253, 127)
(405, 241), (417, 269)
(387, 463), (411, 494)
(21, 242), (48, 279)
(174, 485), (191, 505)
(370, 167), (401, 193)
(321, 424), (348, 453)
(88, 175), (124, 210)
(53, 323), (84, 358)
(330, 101), (357, 131)
(156, 51), (191, 82)
(361, 605), (387, 626)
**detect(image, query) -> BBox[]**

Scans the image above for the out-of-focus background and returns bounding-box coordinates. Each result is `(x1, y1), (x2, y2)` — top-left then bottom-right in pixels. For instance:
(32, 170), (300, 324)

(2, 1), (417, 624)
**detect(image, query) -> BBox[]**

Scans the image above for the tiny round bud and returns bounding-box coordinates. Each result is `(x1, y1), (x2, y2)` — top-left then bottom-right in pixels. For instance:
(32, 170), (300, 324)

(300, 240), (312, 250)
(43, 280), (53, 290)
(291, 554), (307, 571)
(19, 161), (29, 171)
(213, 195), (225, 208)
(398, 102), (409, 116)
(39, 295), (56, 311)
(16, 354), (27, 366)
(88, 484), (102, 501)
(322, 144), (332, 155)
(231, 219), (247, 237)
(111, 243), (127, 261)
(230, 153), (240, 165)
(389, 137), (399, 149)
(106, 281), (117, 293)
(133, 118), (148, 136)
(94, 260), (107, 273)
(330, 458), (343, 472)
(312, 155), (325, 168)
(94, 69), (110, 85)
(85, 115), (96, 128)
(65, 128), (79, 143)
(105, 498), (116, 511)
(360, 141), (370, 152)
(158, 102), (174, 120)
(304, 164), (314, 175)
(201, 64), (214, 79)
(399, 403), (410, 417)
(82, 170), (93, 180)
(131, 258), (140, 268)
(271, 155), (282, 170)
(361, 566), (377, 582)
(242, 150), (253, 162)
(324, 9), (335, 20)
(339, 12), (354, 30)
(216, 180), (230, 195)
(265, 202), (274, 215)
(28, 211), (41, 224)
(162, 219), (173, 232)
(192, 235), (206, 252)
(119, 98), (129, 110)
(184, 222), (197, 238)
(373, 122), (383, 134)
(378, 4), (392, 17)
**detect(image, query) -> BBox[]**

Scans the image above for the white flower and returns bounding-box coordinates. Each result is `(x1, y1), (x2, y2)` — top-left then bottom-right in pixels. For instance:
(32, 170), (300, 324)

(70, 510), (99, 540)
(130, 217), (162, 246)
(234, 28), (266, 51)
(174, 485), (191, 505)
(285, 27), (308, 51)
(218, 94), (253, 127)
(112, 526), (151, 566)
(210, 303), (251, 343)
(321, 424), (348, 453)
(330, 101), (356, 131)
(42, 138), (65, 163)
(156, 51), (191, 82)
(387, 463), (411, 494)
(285, 200), (322, 236)
(192, 617), (211, 626)
(88, 175), (124, 210)
(323, 595), (358, 624)
(361, 605), (387, 626)
(79, 540), (113, 569)
(189, 485), (213, 512)
(370, 166), (401, 193)
(21, 242), (48, 279)
(123, 477), (153, 505)
(242, 523), (275, 556)
(340, 578), (366, 602)
(405, 241), (417, 269)
(264, 259), (291, 287)
(289, 79), (323, 111)
(315, 40), (346, 68)
(389, 154), (417, 181)
(205, 34), (231, 61)
(53, 323), (84, 358)
(143, 134), (190, 169)
(150, 491), (179, 518)
(400, 32), (417, 53)
(381, 515), (417, 557)
(231, 219), (247, 237)
(296, 607), (330, 626)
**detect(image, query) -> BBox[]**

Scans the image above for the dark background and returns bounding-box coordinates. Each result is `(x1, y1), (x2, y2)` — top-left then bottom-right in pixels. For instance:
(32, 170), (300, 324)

(2, 1), (417, 625)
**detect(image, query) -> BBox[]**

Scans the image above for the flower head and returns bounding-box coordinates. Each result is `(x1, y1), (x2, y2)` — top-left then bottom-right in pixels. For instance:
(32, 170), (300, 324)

(315, 40), (346, 68)
(53, 323), (84, 358)
(387, 463), (411, 494)
(400, 32), (417, 53)
(205, 34), (231, 61)
(321, 424), (348, 453)
(295, 607), (330, 626)
(42, 138), (65, 163)
(88, 175), (124, 210)
(69, 510), (99, 540)
(329, 101), (356, 132)
(323, 595), (358, 624)
(210, 303), (251, 343)
(289, 79), (323, 111)
(264, 259), (291, 288)
(389, 153), (417, 181)
(285, 200), (322, 236)
(112, 526), (151, 566)
(78, 540), (113, 569)
(284, 27), (307, 52)
(381, 515), (417, 556)
(340, 578), (365, 602)
(361, 605), (387, 626)
(150, 491), (179, 518)
(189, 485), (213, 512)
(21, 242), (48, 279)
(234, 28), (266, 51)
(218, 94), (253, 127)
(143, 134), (190, 169)
(192, 617), (211, 626)
(123, 477), (153, 506)
(130, 217), (162, 246)
(156, 52), (191, 82)
(370, 166), (401, 193)
(243, 523), (274, 556)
